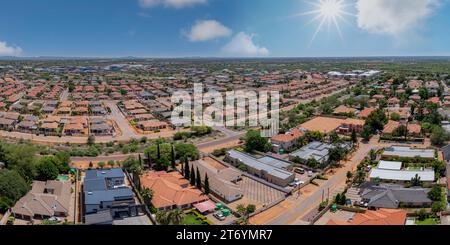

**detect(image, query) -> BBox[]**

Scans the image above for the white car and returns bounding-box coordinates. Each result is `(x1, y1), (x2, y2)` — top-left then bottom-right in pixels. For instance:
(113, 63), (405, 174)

(213, 213), (226, 221)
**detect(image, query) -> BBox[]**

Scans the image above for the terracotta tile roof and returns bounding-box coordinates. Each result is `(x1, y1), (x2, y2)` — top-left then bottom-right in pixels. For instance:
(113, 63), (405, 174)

(271, 128), (305, 143)
(140, 171), (208, 209)
(300, 117), (344, 134)
(333, 105), (357, 114)
(358, 108), (376, 119)
(327, 209), (406, 225)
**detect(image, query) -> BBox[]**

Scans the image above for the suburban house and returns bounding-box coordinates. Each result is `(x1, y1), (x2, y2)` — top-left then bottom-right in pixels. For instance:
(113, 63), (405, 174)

(12, 180), (71, 220)
(83, 169), (139, 224)
(271, 128), (305, 153)
(359, 184), (432, 209)
(139, 171), (209, 211)
(382, 121), (422, 137)
(326, 209), (407, 225)
(137, 120), (168, 131)
(369, 160), (435, 183)
(225, 150), (295, 187)
(358, 108), (376, 119)
(299, 116), (364, 135)
(333, 105), (357, 116)
(289, 141), (351, 166)
(382, 146), (435, 160)
(0, 118), (15, 130)
(190, 157), (243, 203)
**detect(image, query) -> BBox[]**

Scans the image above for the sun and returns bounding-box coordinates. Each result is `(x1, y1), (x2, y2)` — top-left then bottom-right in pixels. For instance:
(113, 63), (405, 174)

(295, 0), (354, 44)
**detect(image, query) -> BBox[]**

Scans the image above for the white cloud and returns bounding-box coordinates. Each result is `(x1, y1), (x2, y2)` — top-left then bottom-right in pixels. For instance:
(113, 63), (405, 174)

(186, 20), (232, 42)
(356, 0), (441, 36)
(0, 41), (22, 56)
(138, 0), (207, 9)
(222, 32), (269, 57)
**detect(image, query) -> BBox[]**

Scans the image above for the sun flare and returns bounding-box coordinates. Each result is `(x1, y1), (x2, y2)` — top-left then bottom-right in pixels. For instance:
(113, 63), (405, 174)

(296, 0), (354, 44)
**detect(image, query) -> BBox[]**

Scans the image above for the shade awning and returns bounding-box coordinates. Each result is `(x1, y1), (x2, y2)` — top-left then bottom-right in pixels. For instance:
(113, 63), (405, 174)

(194, 200), (216, 213)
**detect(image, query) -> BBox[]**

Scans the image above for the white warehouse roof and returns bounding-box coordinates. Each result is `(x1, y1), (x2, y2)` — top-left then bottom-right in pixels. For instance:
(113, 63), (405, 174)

(370, 168), (435, 182)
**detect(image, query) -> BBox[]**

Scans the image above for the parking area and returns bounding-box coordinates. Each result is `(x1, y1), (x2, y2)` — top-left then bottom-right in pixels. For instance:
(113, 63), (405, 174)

(314, 210), (356, 225)
(112, 215), (153, 225)
(228, 176), (285, 210)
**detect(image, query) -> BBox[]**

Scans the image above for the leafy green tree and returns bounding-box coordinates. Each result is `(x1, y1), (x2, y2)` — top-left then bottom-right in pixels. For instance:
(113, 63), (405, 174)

(36, 157), (59, 181)
(141, 187), (154, 205)
(87, 135), (95, 146)
(390, 113), (401, 121)
(431, 126), (448, 146)
(351, 129), (358, 144)
(365, 109), (388, 133)
(362, 125), (372, 141)
(97, 161), (105, 169)
(432, 201), (444, 213)
(0, 196), (13, 213)
(175, 143), (200, 161)
(55, 151), (71, 173)
(428, 187), (443, 201)
(244, 130), (271, 153)
(122, 157), (142, 174)
(0, 170), (29, 202)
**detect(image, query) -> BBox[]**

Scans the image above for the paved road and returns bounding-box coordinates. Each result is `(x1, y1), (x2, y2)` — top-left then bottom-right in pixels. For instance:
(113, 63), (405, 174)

(252, 135), (431, 225)
(60, 88), (69, 101)
(71, 153), (141, 162)
(265, 139), (376, 225)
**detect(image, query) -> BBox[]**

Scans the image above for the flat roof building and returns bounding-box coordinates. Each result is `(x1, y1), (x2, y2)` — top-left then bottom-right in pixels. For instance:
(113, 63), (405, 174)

(382, 146), (435, 159)
(369, 168), (435, 183)
(226, 150), (295, 187)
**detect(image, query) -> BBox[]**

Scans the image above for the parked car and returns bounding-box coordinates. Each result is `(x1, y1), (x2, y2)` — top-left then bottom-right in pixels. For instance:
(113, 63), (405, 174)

(294, 168), (305, 174)
(213, 213), (226, 221)
(307, 171), (314, 177)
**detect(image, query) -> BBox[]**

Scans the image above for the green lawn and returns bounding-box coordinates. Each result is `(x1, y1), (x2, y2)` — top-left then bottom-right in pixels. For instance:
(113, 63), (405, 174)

(181, 214), (206, 225)
(416, 218), (439, 225)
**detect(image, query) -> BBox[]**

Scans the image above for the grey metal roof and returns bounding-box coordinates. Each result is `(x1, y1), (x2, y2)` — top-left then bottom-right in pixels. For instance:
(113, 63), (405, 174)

(85, 210), (113, 225)
(85, 168), (125, 180)
(361, 185), (432, 209)
(84, 188), (134, 205)
(369, 168), (435, 182)
(289, 141), (334, 163)
(383, 146), (435, 159)
(227, 150), (294, 180)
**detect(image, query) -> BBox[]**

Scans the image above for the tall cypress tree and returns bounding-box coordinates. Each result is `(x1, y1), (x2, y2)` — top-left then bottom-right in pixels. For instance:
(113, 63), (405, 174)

(157, 142), (161, 159)
(171, 144), (176, 170)
(190, 165), (196, 186)
(184, 158), (190, 179)
(204, 173), (210, 195)
(196, 168), (202, 189)
(146, 151), (152, 169)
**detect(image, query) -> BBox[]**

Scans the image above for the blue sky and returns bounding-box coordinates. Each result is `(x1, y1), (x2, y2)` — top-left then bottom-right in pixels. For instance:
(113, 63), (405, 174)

(0, 0), (449, 57)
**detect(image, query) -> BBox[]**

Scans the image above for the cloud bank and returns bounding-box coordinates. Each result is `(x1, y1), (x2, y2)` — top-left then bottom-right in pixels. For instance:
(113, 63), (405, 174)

(0, 41), (22, 56)
(356, 0), (441, 36)
(222, 32), (269, 57)
(139, 0), (207, 9)
(186, 20), (232, 42)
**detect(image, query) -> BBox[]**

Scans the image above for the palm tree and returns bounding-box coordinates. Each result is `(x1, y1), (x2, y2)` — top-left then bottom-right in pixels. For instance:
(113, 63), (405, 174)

(141, 188), (154, 205)
(167, 209), (183, 225)
(156, 211), (170, 225)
